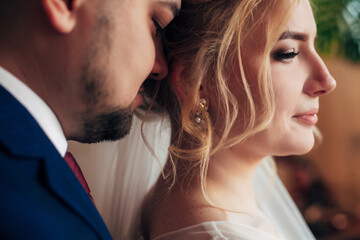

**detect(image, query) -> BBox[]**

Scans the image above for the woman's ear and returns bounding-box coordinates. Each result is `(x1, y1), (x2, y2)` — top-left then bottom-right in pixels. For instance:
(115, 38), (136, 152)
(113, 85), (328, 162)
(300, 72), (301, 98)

(41, 0), (79, 34)
(170, 61), (185, 102)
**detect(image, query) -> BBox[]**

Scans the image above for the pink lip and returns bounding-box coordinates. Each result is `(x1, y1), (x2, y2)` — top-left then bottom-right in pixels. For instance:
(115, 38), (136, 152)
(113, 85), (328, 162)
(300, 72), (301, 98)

(293, 109), (319, 125)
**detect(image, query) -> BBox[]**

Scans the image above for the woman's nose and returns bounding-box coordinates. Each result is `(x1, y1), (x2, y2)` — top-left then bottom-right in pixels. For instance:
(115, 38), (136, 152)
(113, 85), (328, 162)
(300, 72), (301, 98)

(303, 53), (336, 97)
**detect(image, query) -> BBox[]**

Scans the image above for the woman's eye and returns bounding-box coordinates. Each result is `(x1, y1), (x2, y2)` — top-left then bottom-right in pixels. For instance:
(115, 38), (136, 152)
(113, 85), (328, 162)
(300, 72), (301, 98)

(152, 19), (164, 36)
(273, 50), (300, 63)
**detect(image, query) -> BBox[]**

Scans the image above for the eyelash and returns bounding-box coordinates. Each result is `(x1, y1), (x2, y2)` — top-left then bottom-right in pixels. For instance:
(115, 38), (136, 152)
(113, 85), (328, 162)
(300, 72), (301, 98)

(273, 50), (300, 62)
(152, 19), (165, 36)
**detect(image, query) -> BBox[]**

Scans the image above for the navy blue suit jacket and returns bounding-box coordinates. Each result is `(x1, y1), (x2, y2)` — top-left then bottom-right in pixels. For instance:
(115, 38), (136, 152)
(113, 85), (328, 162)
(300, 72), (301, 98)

(0, 86), (112, 239)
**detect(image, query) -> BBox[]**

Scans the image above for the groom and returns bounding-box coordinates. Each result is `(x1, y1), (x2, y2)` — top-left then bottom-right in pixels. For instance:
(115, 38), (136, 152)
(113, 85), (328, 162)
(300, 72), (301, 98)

(0, 0), (180, 239)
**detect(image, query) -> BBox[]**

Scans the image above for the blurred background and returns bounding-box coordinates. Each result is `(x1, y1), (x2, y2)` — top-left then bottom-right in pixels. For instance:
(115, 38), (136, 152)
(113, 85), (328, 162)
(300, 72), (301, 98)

(275, 0), (360, 239)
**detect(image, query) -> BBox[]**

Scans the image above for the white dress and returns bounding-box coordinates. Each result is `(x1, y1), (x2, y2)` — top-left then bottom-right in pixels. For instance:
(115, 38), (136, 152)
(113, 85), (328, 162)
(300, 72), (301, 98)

(152, 221), (284, 240)
(150, 159), (315, 240)
(68, 114), (315, 240)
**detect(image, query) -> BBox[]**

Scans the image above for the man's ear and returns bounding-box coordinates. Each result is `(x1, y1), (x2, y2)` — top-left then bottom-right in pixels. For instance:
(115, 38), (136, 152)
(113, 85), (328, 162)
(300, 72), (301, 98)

(41, 0), (78, 34)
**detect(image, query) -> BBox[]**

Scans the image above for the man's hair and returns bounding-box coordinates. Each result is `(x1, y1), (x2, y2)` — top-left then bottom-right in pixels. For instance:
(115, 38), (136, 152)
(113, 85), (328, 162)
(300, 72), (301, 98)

(0, 0), (28, 34)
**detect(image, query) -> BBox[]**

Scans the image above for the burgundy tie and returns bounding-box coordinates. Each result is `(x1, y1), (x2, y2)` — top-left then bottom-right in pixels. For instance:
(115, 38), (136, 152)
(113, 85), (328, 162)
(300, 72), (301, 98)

(64, 152), (95, 204)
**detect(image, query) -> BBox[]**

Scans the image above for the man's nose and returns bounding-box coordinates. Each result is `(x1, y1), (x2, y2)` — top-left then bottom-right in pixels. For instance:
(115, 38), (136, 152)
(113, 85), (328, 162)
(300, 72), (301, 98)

(149, 38), (168, 80)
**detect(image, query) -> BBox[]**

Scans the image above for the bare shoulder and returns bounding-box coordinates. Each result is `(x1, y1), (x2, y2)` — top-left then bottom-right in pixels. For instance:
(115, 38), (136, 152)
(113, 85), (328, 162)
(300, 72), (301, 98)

(144, 183), (227, 240)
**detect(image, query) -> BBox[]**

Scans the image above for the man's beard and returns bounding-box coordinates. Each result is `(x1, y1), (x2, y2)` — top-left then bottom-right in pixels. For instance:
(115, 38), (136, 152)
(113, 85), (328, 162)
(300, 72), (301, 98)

(77, 61), (135, 143)
(76, 12), (134, 143)
(81, 107), (133, 143)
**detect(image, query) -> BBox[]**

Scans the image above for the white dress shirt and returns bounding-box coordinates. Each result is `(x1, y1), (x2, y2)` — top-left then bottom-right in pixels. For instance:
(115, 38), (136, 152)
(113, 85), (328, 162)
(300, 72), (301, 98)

(0, 66), (67, 157)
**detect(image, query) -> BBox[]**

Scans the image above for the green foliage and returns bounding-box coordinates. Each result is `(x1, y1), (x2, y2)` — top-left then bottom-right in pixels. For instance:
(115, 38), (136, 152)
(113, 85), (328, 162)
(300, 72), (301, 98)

(312, 0), (360, 63)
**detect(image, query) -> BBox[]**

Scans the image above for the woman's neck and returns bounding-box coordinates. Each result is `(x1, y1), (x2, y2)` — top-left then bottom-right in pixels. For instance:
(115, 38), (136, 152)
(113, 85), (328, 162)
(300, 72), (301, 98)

(145, 148), (276, 239)
(205, 146), (265, 212)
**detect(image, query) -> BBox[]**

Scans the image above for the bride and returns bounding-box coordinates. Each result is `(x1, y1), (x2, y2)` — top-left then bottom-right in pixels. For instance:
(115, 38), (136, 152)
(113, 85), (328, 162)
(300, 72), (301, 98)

(141, 0), (336, 239)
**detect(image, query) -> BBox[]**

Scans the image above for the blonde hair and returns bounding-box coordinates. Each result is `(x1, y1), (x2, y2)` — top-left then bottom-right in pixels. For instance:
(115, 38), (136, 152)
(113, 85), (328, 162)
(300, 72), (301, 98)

(159, 0), (300, 203)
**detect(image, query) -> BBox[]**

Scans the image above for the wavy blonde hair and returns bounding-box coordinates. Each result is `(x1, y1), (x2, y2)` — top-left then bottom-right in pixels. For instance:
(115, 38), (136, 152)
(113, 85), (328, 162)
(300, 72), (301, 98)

(158, 0), (300, 202)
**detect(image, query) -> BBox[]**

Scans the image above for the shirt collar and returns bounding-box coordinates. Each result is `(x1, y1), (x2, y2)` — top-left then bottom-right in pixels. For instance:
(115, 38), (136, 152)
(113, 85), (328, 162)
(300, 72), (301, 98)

(0, 66), (67, 157)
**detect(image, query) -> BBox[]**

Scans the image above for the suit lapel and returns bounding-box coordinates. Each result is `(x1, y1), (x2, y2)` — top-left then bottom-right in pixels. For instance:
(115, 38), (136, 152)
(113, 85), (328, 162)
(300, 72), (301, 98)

(0, 86), (111, 239)
(44, 151), (111, 238)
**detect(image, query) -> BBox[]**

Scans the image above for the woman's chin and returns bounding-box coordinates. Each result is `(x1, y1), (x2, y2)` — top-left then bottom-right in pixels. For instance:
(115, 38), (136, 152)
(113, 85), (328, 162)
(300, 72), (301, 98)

(274, 135), (315, 157)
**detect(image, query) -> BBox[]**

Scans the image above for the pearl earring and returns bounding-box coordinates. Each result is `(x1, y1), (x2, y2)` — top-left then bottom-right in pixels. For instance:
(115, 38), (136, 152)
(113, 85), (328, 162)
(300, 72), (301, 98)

(194, 98), (208, 124)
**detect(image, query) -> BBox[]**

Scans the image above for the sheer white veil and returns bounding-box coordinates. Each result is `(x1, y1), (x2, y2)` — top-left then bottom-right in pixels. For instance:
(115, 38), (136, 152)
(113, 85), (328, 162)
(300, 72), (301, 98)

(69, 112), (315, 240)
(254, 159), (315, 239)
(69, 113), (171, 240)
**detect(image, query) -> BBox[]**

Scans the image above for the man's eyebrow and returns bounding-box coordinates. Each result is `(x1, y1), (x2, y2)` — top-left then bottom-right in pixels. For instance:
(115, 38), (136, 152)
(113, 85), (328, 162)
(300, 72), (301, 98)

(159, 0), (181, 17)
(279, 31), (308, 41)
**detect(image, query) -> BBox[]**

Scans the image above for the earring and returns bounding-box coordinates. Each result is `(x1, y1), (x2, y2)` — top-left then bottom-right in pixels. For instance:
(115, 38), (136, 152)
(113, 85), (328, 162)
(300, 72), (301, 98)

(199, 98), (209, 111)
(194, 98), (209, 124)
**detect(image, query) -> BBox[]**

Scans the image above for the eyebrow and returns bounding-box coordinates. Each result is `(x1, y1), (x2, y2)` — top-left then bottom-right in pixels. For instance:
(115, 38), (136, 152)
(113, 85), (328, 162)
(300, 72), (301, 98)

(279, 31), (308, 41)
(159, 0), (181, 17)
